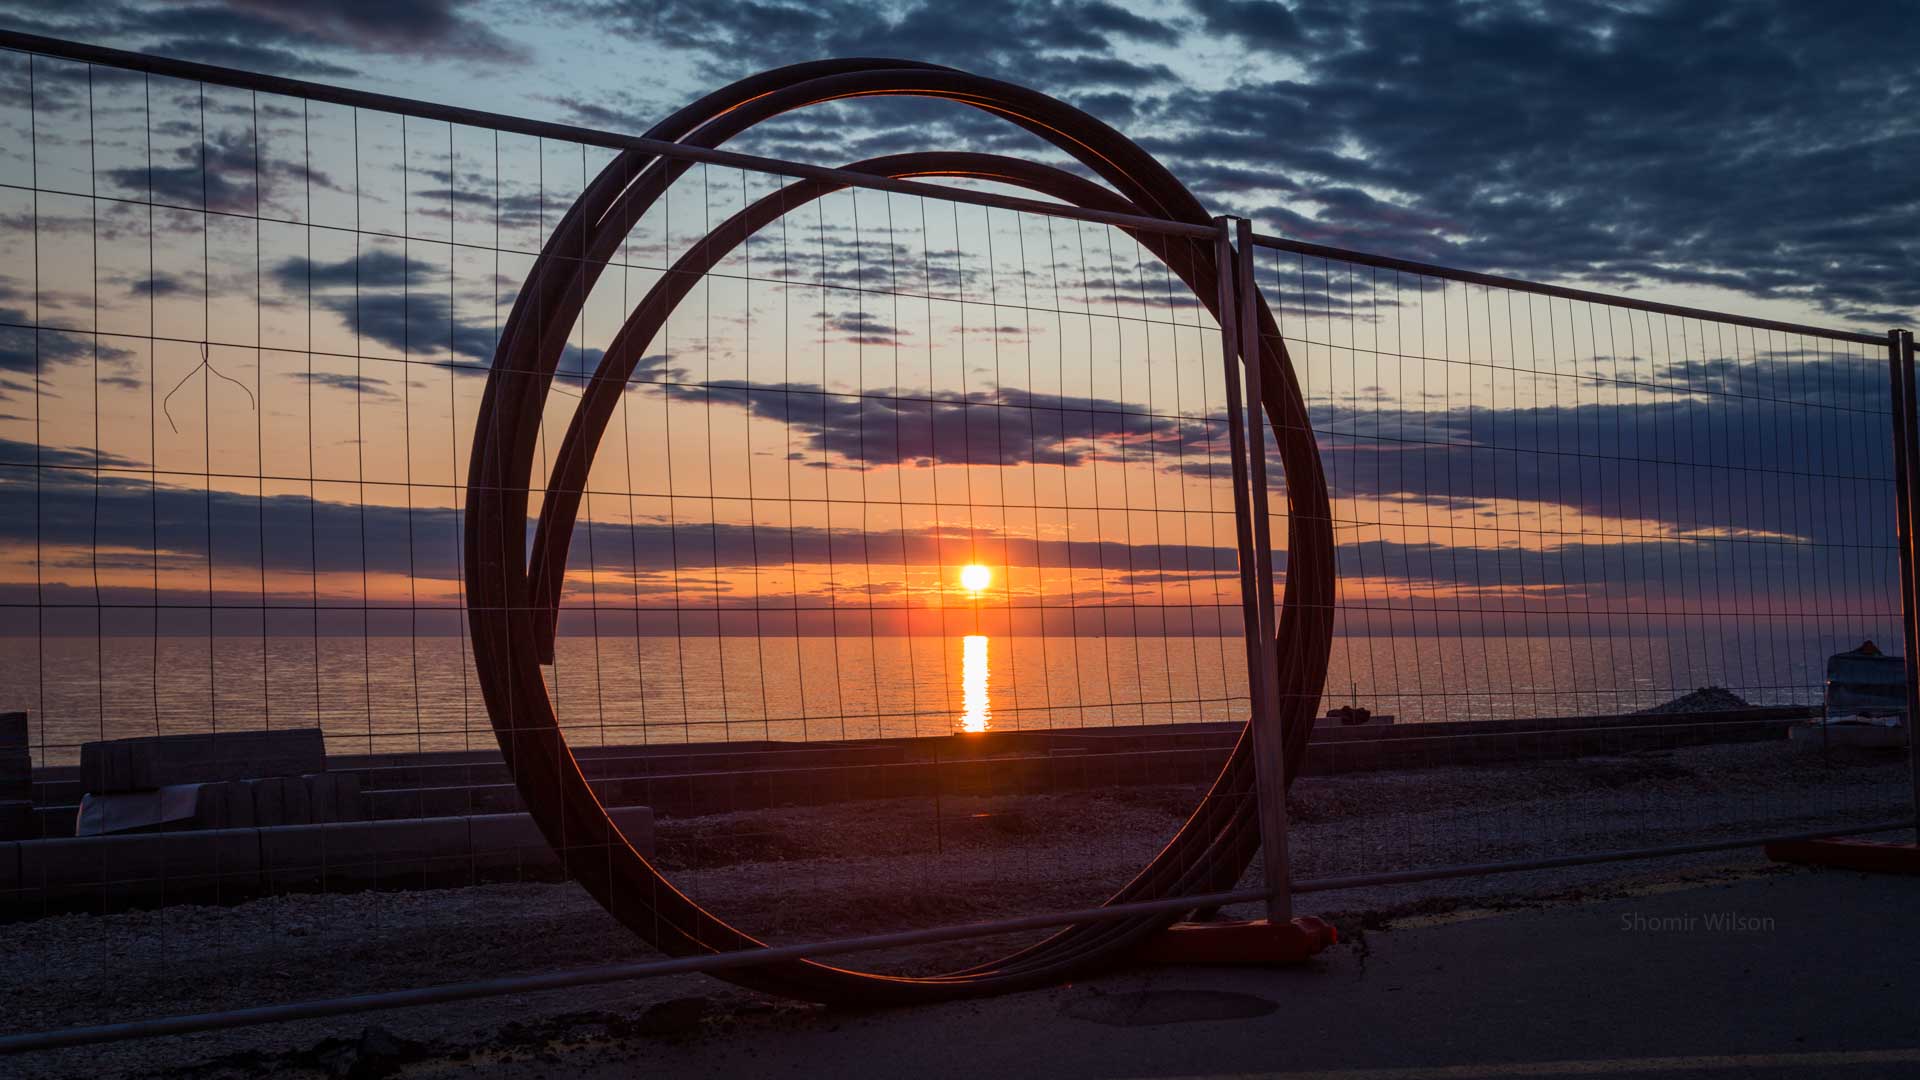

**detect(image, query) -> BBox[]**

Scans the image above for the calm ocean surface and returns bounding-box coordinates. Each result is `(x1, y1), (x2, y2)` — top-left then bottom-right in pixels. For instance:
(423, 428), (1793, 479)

(0, 630), (1847, 766)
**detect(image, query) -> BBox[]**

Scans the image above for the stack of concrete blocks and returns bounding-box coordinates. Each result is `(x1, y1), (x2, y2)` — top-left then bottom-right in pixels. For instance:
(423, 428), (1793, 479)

(4, 727), (653, 915)
(14, 729), (340, 912)
(0, 711), (29, 841)
(76, 728), (362, 834)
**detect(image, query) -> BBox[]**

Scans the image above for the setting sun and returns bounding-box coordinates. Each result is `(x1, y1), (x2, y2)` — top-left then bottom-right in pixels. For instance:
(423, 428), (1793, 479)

(959, 564), (993, 593)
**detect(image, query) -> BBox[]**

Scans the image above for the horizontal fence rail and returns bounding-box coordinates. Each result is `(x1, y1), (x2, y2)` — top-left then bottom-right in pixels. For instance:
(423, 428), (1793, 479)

(1250, 232), (1888, 347)
(0, 885), (1270, 1054)
(0, 29), (1219, 242)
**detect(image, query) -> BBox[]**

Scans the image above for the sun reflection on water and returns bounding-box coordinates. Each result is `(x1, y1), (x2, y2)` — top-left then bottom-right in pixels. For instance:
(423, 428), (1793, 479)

(959, 634), (991, 733)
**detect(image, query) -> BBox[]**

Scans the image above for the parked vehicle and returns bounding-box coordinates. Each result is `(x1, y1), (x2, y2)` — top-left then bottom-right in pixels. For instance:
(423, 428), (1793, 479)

(1789, 640), (1910, 750)
(1824, 640), (1907, 726)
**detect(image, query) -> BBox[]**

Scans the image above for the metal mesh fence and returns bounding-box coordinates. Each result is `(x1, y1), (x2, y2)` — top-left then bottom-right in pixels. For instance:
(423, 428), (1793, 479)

(1249, 237), (1914, 885)
(0, 39), (1274, 1015)
(0, 59), (1253, 761)
(0, 28), (1913, 1057)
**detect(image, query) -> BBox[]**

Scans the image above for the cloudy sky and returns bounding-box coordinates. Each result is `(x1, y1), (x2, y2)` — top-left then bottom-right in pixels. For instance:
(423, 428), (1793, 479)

(1, 0), (1913, 326)
(0, 0), (1912, 740)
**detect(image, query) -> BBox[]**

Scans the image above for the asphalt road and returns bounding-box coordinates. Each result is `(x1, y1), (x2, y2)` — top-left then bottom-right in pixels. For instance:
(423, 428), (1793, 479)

(438, 866), (1920, 1079)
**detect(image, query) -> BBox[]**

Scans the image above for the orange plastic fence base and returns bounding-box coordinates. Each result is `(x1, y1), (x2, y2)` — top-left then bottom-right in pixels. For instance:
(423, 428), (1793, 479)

(1135, 916), (1337, 966)
(1765, 838), (1920, 875)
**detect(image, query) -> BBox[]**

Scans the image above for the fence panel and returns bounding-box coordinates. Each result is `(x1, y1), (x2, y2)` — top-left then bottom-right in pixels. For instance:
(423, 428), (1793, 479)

(1250, 236), (1914, 887)
(0, 39), (1275, 1043)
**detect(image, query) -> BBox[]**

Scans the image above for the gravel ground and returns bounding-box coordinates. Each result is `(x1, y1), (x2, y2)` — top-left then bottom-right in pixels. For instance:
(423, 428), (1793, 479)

(1, 737), (1908, 1079)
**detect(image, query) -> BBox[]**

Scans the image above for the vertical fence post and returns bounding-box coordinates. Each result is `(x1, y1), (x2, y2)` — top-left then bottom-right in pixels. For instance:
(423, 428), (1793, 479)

(1237, 219), (1293, 920)
(1904, 330), (1920, 843)
(1215, 217), (1293, 921)
(1890, 329), (1920, 844)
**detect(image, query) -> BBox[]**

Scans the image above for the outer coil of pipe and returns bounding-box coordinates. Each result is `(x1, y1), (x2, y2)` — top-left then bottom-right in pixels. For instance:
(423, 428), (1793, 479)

(463, 59), (1336, 1005)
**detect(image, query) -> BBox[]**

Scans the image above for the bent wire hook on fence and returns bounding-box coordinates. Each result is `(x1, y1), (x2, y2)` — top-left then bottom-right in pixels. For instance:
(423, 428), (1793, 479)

(461, 59), (1338, 1004)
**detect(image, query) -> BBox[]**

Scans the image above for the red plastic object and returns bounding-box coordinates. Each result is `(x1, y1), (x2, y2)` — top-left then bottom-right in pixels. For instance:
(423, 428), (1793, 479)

(1136, 916), (1338, 966)
(1765, 838), (1920, 874)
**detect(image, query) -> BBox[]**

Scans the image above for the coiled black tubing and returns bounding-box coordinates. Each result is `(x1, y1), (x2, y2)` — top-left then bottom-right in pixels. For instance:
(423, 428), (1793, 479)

(463, 59), (1336, 1004)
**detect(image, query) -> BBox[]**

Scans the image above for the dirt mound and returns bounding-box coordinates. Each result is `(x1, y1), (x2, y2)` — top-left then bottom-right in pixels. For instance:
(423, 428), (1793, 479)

(1636, 686), (1753, 714)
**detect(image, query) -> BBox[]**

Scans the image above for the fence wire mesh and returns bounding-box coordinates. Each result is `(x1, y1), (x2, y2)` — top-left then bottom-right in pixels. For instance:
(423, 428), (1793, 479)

(0, 43), (1266, 1007)
(0, 31), (1914, 1056)
(1249, 238), (1914, 885)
